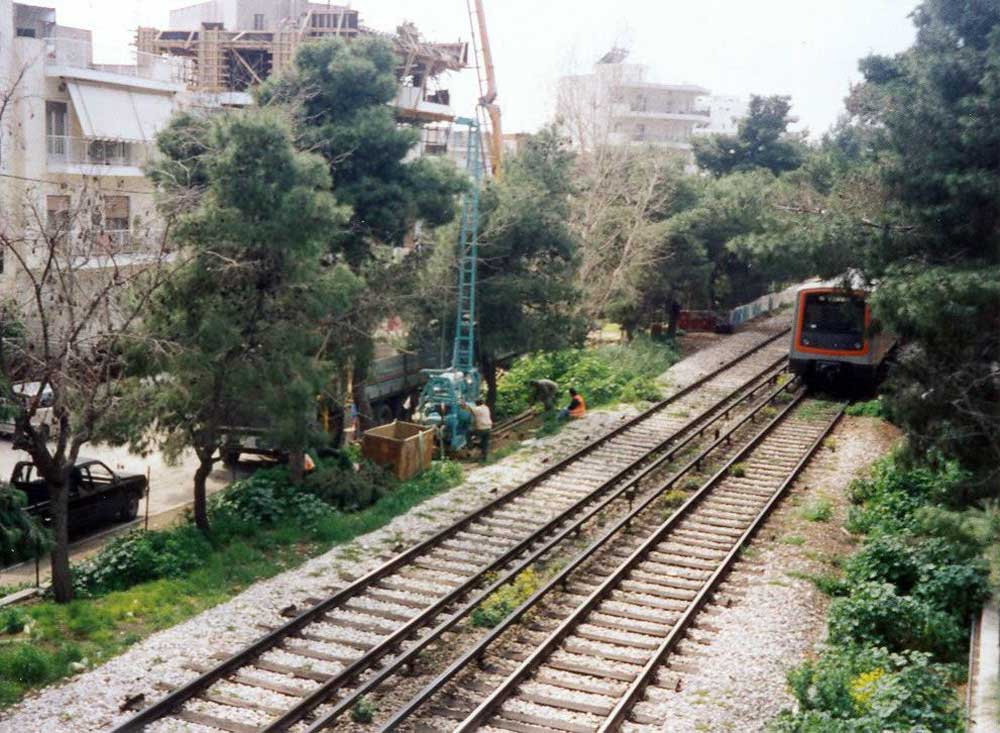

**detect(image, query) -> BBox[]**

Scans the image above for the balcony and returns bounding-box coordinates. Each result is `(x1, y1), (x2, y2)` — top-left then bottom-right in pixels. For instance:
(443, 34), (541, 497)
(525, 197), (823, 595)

(44, 36), (187, 91)
(47, 135), (152, 176)
(395, 86), (455, 123)
(612, 103), (711, 123)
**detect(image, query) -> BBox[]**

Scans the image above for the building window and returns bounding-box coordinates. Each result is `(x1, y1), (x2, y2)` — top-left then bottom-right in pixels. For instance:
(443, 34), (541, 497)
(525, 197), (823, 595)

(636, 124), (646, 141)
(103, 196), (130, 247)
(253, 14), (265, 30)
(45, 101), (68, 158)
(15, 28), (36, 38)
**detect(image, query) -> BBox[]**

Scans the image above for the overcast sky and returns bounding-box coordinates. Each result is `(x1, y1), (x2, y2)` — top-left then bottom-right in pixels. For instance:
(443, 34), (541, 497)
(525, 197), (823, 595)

(47, 0), (920, 137)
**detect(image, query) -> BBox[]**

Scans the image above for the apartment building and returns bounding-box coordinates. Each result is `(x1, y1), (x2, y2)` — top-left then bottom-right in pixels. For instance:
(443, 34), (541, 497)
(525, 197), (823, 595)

(0, 1), (183, 319)
(557, 49), (710, 165)
(695, 94), (749, 136)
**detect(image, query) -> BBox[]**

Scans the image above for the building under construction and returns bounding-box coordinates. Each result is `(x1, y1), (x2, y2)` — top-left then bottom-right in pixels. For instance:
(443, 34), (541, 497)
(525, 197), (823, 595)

(136, 0), (467, 123)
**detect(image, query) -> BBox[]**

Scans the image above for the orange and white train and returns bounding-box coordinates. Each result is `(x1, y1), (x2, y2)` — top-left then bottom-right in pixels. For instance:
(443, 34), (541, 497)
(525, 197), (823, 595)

(789, 280), (895, 389)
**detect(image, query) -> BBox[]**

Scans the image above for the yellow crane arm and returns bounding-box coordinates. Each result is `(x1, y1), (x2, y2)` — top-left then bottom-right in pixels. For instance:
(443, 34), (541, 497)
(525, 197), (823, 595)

(473, 0), (503, 176)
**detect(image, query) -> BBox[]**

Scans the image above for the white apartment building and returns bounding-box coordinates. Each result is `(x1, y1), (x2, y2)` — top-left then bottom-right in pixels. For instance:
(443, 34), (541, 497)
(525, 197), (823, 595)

(0, 2), (183, 312)
(695, 94), (749, 136)
(557, 49), (710, 165)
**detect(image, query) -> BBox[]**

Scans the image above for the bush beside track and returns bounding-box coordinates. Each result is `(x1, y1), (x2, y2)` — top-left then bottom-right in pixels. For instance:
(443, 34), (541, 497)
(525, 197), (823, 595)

(772, 453), (994, 732)
(494, 336), (680, 419)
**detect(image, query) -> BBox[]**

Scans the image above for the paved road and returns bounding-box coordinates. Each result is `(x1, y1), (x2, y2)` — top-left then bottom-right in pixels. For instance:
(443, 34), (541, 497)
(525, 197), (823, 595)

(0, 439), (249, 588)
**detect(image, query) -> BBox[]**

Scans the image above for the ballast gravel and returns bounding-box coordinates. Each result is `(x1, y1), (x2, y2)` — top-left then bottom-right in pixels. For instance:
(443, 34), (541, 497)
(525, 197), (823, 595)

(619, 415), (900, 733)
(0, 317), (789, 733)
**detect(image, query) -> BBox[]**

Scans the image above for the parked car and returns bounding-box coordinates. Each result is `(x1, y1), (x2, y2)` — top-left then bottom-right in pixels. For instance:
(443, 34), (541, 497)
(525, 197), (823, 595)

(0, 382), (58, 439)
(12, 458), (147, 533)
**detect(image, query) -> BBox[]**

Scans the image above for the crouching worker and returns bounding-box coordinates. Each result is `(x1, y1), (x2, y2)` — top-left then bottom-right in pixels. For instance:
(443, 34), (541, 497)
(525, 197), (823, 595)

(558, 388), (586, 420)
(462, 399), (493, 462)
(529, 378), (559, 412)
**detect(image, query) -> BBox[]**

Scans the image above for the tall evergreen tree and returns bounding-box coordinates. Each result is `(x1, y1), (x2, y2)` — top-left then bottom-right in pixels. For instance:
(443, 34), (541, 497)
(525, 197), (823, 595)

(258, 38), (464, 426)
(851, 0), (1000, 480)
(694, 95), (806, 177)
(128, 109), (351, 531)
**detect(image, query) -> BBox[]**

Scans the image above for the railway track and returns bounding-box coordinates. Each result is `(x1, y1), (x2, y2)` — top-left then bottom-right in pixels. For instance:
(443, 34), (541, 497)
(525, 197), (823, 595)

(114, 328), (791, 733)
(436, 396), (845, 733)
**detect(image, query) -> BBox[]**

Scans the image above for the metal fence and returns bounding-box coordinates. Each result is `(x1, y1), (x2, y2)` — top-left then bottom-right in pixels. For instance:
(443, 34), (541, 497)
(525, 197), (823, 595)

(727, 282), (804, 328)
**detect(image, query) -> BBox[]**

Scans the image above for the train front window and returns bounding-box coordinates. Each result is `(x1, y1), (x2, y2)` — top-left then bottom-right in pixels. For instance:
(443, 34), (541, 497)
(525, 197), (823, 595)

(801, 293), (866, 349)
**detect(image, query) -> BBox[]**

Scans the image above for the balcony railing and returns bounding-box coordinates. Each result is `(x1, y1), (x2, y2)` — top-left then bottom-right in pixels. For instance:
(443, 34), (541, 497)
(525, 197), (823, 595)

(44, 36), (189, 85)
(47, 135), (151, 169)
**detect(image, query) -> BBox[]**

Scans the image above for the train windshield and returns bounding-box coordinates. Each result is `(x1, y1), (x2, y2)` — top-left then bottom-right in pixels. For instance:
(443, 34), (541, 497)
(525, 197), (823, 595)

(803, 294), (865, 336)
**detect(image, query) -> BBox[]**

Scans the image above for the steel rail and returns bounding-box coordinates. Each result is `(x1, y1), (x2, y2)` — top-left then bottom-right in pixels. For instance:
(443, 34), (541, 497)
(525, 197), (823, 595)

(453, 393), (835, 732)
(597, 402), (845, 732)
(113, 328), (788, 732)
(368, 375), (801, 733)
(295, 370), (795, 733)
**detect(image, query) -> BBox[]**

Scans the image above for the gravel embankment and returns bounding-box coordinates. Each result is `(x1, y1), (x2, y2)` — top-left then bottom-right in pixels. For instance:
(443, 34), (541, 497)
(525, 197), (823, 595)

(0, 314), (790, 733)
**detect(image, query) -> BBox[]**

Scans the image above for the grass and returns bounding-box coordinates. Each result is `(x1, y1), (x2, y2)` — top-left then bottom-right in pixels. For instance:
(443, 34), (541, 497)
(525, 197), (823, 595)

(799, 497), (834, 522)
(730, 462), (748, 478)
(781, 534), (806, 546)
(0, 460), (464, 709)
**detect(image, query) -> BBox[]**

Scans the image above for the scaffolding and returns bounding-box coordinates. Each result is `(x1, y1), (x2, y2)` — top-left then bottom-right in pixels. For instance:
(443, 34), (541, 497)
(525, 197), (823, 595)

(136, 8), (467, 121)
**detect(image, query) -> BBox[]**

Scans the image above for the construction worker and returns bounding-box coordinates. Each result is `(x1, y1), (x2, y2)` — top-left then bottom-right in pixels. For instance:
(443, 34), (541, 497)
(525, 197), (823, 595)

(558, 388), (587, 420)
(529, 378), (559, 411)
(461, 399), (493, 462)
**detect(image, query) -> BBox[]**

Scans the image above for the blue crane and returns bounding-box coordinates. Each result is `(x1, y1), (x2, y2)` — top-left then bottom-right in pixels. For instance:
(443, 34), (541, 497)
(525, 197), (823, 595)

(416, 116), (484, 450)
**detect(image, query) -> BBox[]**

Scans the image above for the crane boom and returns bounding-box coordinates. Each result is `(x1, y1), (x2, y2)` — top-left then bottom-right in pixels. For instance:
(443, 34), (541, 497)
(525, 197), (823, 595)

(468, 0), (503, 177)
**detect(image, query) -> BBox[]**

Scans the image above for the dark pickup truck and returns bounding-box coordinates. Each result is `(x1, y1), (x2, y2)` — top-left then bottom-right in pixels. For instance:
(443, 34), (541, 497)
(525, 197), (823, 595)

(13, 459), (147, 533)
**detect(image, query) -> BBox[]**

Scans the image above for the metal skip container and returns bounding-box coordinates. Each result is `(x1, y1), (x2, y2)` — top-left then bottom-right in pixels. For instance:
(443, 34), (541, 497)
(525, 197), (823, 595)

(361, 420), (436, 481)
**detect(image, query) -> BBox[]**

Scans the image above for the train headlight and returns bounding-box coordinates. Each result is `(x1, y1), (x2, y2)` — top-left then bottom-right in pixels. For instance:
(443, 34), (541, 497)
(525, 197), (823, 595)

(802, 338), (811, 346)
(854, 342), (861, 349)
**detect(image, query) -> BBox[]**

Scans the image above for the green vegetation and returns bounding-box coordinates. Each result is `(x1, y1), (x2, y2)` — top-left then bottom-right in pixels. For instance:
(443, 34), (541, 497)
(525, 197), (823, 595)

(772, 455), (992, 731)
(493, 337), (679, 419)
(351, 696), (376, 724)
(799, 498), (833, 523)
(0, 484), (50, 565)
(0, 459), (463, 708)
(845, 399), (887, 419)
(773, 647), (964, 732)
(730, 463), (747, 479)
(471, 567), (541, 628)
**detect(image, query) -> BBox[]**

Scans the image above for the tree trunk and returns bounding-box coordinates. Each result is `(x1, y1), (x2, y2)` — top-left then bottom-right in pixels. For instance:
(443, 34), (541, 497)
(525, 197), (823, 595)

(482, 353), (498, 411)
(352, 361), (373, 435)
(288, 450), (305, 484)
(193, 455), (212, 534)
(667, 299), (681, 338)
(48, 478), (73, 603)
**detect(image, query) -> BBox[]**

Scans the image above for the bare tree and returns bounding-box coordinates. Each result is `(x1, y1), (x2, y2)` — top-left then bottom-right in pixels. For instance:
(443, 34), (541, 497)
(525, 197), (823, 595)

(556, 57), (690, 318)
(0, 180), (172, 602)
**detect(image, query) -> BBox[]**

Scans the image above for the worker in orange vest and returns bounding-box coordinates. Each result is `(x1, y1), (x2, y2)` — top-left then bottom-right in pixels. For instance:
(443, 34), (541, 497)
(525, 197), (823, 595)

(558, 388), (586, 420)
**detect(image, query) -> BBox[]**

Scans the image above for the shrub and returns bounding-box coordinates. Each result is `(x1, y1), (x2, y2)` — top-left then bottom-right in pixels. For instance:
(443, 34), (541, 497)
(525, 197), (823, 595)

(846, 457), (969, 535)
(472, 568), (541, 628)
(800, 498), (833, 522)
(494, 338), (678, 418)
(827, 581), (966, 661)
(351, 696), (376, 723)
(73, 525), (213, 596)
(774, 647), (963, 732)
(212, 467), (334, 529)
(845, 398), (887, 418)
(0, 609), (27, 635)
(304, 459), (396, 511)
(0, 484), (51, 565)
